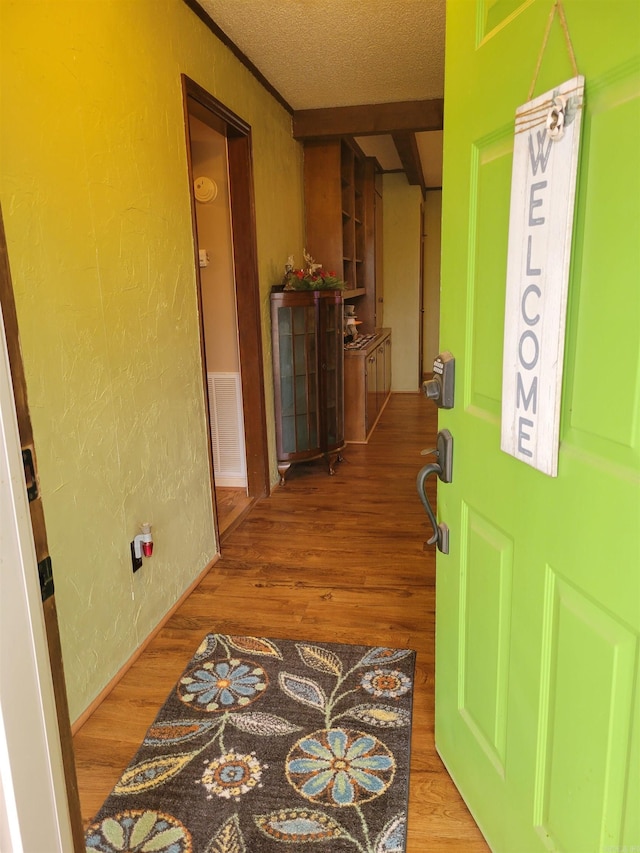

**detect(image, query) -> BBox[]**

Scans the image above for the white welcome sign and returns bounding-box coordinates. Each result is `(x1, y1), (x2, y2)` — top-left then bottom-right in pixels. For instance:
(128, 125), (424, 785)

(501, 76), (584, 477)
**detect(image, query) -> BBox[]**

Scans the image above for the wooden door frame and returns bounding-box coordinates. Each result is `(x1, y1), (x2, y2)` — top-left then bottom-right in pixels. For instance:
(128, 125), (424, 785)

(0, 208), (84, 849)
(181, 76), (270, 510)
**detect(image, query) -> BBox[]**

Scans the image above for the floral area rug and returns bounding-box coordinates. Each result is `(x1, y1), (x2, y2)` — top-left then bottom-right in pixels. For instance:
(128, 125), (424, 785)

(85, 634), (416, 853)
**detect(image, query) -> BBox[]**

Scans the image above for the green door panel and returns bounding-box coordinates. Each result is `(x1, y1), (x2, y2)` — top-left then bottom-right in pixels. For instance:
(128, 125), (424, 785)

(437, 2), (640, 851)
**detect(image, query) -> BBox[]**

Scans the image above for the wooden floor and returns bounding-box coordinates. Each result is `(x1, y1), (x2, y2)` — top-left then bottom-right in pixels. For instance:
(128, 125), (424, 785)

(73, 393), (489, 851)
(215, 485), (253, 538)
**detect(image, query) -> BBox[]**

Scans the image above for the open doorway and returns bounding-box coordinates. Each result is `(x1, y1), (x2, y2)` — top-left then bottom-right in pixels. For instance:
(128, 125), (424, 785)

(188, 112), (250, 532)
(182, 78), (270, 540)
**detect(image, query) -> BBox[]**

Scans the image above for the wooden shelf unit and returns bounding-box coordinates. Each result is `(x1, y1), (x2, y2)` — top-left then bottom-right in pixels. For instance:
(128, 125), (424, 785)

(304, 139), (382, 334)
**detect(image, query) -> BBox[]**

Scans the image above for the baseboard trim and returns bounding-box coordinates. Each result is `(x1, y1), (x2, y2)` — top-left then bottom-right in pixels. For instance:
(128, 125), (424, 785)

(220, 498), (258, 542)
(71, 554), (220, 734)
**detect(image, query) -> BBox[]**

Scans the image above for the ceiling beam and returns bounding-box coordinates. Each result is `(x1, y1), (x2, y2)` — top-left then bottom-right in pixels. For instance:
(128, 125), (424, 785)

(293, 99), (443, 140)
(392, 132), (426, 194)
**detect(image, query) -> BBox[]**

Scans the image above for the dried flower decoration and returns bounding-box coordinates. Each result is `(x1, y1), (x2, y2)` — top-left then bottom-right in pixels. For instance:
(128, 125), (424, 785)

(282, 251), (345, 291)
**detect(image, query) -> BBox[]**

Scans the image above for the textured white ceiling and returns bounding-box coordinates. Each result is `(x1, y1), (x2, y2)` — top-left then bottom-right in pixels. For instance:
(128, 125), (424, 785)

(194, 0), (445, 185)
(196, 0), (446, 110)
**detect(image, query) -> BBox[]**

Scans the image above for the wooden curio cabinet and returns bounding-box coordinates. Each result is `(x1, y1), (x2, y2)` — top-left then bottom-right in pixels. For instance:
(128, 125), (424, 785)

(270, 289), (345, 483)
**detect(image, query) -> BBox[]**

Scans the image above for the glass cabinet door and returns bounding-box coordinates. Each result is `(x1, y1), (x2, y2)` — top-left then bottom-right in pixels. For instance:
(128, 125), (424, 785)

(276, 303), (318, 455)
(271, 289), (344, 471)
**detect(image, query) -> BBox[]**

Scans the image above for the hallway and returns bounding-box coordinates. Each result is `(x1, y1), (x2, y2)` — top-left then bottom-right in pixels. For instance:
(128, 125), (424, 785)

(73, 392), (489, 851)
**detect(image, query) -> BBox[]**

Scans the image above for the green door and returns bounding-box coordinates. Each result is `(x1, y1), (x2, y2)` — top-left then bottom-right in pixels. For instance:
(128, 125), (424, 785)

(436, 2), (639, 851)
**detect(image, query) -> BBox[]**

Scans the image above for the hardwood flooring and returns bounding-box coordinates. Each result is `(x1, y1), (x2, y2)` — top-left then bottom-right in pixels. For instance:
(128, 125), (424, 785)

(73, 392), (489, 851)
(215, 485), (253, 539)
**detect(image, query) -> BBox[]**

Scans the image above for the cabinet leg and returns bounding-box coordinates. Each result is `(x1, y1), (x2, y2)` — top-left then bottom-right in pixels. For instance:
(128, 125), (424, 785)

(277, 462), (291, 486)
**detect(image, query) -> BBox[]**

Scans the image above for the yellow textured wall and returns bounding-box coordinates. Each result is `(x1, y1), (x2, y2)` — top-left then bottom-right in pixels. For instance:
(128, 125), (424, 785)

(383, 174), (423, 392)
(423, 190), (442, 372)
(0, 0), (304, 720)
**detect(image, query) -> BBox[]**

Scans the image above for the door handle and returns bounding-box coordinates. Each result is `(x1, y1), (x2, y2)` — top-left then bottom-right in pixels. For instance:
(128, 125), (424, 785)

(416, 429), (453, 554)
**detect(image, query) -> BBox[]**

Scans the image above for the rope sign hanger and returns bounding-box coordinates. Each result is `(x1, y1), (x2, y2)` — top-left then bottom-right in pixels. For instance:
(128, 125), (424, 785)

(528, 0), (580, 101)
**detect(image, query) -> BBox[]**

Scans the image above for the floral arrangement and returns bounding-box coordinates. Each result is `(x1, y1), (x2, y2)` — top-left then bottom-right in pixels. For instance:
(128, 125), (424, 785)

(282, 250), (345, 291)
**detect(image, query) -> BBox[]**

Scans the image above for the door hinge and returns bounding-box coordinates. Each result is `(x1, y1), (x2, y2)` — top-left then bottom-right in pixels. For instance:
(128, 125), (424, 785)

(38, 556), (55, 601)
(22, 447), (38, 501)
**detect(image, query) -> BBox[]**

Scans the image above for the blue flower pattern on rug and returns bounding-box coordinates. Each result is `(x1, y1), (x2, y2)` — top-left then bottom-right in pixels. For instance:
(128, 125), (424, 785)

(287, 728), (395, 806)
(85, 635), (415, 853)
(177, 658), (267, 712)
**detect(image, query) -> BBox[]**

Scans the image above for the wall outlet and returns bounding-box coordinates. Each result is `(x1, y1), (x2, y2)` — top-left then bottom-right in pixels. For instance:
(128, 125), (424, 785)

(130, 541), (142, 573)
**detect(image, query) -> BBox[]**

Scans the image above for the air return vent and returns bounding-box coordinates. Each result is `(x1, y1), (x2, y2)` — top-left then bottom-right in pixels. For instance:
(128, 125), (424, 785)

(206, 373), (247, 487)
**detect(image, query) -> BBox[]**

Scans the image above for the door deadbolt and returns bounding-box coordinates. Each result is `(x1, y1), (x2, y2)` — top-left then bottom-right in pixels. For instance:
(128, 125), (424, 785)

(423, 351), (455, 409)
